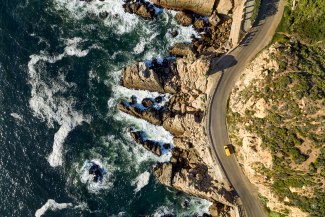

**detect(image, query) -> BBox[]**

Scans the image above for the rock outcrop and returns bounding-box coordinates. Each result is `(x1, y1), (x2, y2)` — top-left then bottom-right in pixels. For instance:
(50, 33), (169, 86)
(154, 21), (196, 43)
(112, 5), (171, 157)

(154, 147), (235, 206)
(175, 11), (193, 26)
(123, 0), (157, 20)
(216, 0), (233, 15)
(169, 43), (196, 57)
(121, 61), (179, 94)
(118, 56), (236, 209)
(130, 131), (163, 156)
(152, 0), (216, 16)
(116, 1), (239, 215)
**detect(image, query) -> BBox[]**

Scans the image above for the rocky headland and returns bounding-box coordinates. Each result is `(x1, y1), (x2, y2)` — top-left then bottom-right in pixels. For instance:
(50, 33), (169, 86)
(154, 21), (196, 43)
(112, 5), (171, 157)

(118, 55), (236, 214)
(117, 0), (240, 215)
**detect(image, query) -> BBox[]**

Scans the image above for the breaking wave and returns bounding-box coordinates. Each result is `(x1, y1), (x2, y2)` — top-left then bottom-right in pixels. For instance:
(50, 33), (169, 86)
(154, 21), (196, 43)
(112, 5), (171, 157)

(27, 37), (94, 167)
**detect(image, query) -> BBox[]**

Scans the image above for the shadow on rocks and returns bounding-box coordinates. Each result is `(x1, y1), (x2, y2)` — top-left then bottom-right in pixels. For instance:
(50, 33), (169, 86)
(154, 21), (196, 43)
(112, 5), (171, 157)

(207, 55), (238, 76)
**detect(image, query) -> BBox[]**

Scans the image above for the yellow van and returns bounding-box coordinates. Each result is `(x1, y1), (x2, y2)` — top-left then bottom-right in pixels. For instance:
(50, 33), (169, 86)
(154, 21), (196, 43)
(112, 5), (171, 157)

(224, 145), (232, 156)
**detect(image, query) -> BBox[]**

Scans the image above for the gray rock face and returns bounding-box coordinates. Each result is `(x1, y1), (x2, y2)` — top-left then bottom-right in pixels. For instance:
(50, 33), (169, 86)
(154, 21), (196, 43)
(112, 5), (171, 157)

(152, 0), (216, 16)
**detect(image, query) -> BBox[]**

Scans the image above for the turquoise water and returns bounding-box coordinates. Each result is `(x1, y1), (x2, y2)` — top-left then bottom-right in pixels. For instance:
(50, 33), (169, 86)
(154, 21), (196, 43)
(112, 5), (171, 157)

(0, 0), (211, 216)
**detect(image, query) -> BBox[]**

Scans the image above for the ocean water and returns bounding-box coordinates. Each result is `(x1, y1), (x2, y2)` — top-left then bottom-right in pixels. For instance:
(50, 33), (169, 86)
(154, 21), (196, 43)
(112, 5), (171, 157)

(0, 0), (211, 216)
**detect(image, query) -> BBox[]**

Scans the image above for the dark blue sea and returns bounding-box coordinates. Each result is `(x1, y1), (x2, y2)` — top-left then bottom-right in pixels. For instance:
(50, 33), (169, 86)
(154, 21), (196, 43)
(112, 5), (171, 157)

(0, 0), (211, 216)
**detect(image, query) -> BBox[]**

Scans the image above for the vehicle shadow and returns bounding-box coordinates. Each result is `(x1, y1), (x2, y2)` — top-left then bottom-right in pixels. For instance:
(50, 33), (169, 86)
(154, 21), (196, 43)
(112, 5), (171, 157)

(207, 55), (238, 76)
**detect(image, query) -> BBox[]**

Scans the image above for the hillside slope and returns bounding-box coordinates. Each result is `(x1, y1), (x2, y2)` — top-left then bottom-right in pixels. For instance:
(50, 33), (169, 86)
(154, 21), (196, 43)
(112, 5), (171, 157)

(228, 40), (324, 216)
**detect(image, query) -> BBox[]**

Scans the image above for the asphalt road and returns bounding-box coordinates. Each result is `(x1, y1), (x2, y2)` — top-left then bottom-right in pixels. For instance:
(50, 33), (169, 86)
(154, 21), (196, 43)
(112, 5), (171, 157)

(207, 0), (285, 216)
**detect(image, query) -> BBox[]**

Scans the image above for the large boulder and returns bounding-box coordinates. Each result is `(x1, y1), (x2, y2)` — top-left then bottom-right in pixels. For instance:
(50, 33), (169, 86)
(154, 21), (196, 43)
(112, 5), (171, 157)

(122, 62), (164, 92)
(122, 61), (179, 94)
(208, 12), (221, 27)
(216, 0), (233, 15)
(154, 163), (173, 186)
(175, 12), (193, 26)
(152, 0), (216, 16)
(193, 19), (206, 30)
(169, 43), (196, 57)
(137, 4), (153, 20)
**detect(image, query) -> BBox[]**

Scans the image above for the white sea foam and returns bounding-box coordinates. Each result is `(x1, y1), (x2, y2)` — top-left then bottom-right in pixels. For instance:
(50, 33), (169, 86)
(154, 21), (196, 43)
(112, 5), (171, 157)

(10, 113), (23, 121)
(79, 159), (114, 193)
(35, 199), (88, 217)
(53, 0), (140, 34)
(113, 85), (171, 106)
(133, 30), (159, 54)
(163, 10), (198, 46)
(131, 171), (150, 192)
(187, 198), (212, 216)
(35, 199), (73, 217)
(104, 133), (161, 168)
(28, 37), (93, 167)
(153, 206), (174, 217)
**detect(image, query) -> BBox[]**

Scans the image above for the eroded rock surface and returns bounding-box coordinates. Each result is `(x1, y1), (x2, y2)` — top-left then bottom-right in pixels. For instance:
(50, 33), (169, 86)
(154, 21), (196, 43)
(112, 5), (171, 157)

(118, 56), (236, 208)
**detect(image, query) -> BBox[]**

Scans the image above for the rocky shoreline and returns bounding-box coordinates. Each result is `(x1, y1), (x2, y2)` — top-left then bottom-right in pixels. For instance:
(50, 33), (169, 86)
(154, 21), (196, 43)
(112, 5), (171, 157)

(117, 0), (238, 216)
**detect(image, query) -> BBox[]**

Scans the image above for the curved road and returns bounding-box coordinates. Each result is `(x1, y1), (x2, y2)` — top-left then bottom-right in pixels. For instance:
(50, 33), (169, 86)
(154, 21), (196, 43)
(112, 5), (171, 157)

(207, 0), (285, 216)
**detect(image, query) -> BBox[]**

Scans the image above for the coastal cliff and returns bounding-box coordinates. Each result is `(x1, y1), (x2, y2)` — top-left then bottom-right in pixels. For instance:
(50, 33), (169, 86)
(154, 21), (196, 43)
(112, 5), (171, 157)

(118, 57), (236, 209)
(117, 0), (238, 215)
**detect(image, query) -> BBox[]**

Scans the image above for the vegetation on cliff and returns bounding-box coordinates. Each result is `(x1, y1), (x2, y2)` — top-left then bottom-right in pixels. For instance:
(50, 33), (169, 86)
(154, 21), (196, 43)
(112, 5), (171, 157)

(228, 1), (324, 215)
(228, 41), (324, 216)
(274, 0), (325, 43)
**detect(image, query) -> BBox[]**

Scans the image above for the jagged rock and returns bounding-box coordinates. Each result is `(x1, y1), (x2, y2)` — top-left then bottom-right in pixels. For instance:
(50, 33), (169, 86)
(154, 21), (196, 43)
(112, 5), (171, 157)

(181, 199), (190, 209)
(176, 57), (209, 94)
(163, 114), (187, 136)
(88, 162), (104, 182)
(216, 0), (233, 15)
(98, 11), (109, 19)
(137, 5), (153, 20)
(162, 143), (170, 149)
(155, 96), (163, 103)
(154, 163), (173, 186)
(143, 140), (162, 156)
(169, 43), (195, 57)
(192, 18), (232, 53)
(208, 12), (221, 27)
(130, 131), (162, 156)
(169, 29), (179, 38)
(155, 147), (235, 206)
(130, 95), (137, 105)
(122, 61), (179, 94)
(194, 19), (206, 30)
(117, 102), (163, 125)
(175, 12), (193, 26)
(122, 62), (164, 93)
(152, 0), (216, 16)
(123, 0), (155, 20)
(142, 98), (154, 107)
(209, 203), (223, 217)
(117, 53), (235, 209)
